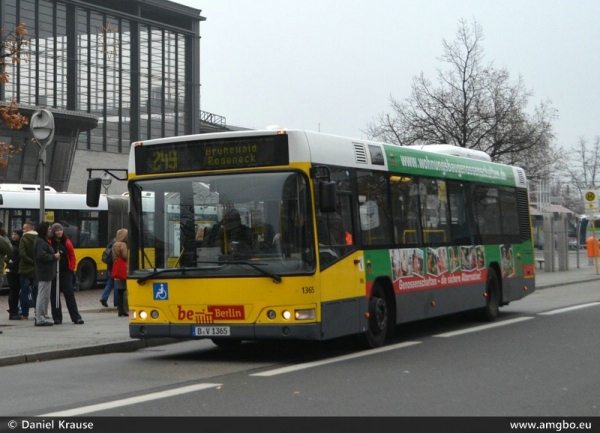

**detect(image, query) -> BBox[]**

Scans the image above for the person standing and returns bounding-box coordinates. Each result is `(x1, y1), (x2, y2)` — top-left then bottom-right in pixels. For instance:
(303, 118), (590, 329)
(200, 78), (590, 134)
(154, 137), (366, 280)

(0, 226), (12, 257)
(49, 223), (84, 325)
(111, 229), (129, 317)
(6, 229), (23, 320)
(18, 221), (38, 320)
(99, 237), (116, 308)
(33, 221), (58, 327)
(0, 227), (14, 323)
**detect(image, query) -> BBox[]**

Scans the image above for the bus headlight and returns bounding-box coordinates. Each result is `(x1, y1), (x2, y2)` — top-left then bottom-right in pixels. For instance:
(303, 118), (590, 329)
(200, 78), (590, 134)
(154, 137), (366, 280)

(295, 309), (315, 320)
(151, 310), (160, 319)
(139, 310), (148, 320)
(282, 310), (292, 320)
(267, 310), (277, 320)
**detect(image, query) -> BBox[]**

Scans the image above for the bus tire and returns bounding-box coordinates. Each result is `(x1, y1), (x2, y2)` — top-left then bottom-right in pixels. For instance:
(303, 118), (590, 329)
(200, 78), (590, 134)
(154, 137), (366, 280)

(364, 284), (389, 348)
(77, 259), (97, 291)
(478, 267), (500, 322)
(211, 338), (242, 348)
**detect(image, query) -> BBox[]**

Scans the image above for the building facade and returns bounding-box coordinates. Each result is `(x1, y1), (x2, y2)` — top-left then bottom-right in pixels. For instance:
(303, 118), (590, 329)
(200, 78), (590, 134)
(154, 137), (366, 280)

(0, 0), (205, 193)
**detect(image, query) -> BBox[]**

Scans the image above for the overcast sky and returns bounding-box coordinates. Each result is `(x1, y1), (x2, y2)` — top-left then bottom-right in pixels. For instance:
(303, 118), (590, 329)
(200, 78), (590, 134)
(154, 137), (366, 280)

(173, 0), (599, 150)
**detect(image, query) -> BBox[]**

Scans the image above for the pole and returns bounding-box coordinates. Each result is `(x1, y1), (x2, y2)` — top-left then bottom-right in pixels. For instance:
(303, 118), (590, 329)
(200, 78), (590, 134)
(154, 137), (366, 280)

(30, 109), (55, 223)
(55, 253), (60, 309)
(39, 147), (46, 222)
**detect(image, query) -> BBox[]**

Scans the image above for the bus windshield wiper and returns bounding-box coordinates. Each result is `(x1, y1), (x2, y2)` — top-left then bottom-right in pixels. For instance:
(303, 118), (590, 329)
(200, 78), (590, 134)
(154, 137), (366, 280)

(197, 260), (282, 283)
(137, 262), (282, 284)
(230, 261), (282, 283)
(136, 266), (211, 284)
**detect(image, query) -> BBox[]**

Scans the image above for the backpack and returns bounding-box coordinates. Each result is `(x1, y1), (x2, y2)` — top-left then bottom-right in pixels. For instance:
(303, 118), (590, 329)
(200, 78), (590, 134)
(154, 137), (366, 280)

(101, 241), (115, 265)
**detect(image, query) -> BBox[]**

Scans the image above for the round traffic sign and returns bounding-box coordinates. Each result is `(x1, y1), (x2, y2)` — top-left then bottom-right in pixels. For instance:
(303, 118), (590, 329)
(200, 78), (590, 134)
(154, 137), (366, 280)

(585, 191), (596, 202)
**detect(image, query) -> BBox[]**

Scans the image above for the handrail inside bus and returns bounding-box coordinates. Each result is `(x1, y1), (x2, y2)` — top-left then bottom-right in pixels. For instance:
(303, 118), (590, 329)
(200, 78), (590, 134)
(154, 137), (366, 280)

(403, 229), (448, 243)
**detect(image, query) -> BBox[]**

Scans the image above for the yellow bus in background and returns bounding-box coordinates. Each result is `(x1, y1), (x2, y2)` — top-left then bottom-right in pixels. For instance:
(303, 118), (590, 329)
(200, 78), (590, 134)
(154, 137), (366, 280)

(0, 186), (128, 289)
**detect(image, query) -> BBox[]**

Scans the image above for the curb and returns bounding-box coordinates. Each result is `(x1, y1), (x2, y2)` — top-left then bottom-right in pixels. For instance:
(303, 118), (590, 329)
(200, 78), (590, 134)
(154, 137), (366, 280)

(0, 338), (180, 367)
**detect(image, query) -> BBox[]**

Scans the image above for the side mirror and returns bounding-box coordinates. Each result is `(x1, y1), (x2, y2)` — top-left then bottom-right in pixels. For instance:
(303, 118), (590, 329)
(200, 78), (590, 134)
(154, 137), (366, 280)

(86, 178), (102, 207)
(319, 181), (337, 213)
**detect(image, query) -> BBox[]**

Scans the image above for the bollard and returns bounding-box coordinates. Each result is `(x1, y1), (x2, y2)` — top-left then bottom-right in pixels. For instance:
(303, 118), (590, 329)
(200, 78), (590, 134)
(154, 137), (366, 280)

(586, 237), (600, 273)
(586, 236), (599, 256)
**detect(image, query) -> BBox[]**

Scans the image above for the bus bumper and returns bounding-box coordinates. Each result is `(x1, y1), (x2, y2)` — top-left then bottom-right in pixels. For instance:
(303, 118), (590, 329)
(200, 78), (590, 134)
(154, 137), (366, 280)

(129, 323), (322, 341)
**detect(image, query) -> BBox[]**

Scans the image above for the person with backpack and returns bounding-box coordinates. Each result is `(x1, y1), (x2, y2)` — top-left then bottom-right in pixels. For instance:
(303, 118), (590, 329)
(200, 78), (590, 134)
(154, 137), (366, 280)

(99, 237), (116, 307)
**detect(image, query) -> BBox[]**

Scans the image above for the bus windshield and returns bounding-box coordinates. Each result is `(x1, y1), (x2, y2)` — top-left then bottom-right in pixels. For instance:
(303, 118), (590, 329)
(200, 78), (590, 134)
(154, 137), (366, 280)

(129, 171), (315, 279)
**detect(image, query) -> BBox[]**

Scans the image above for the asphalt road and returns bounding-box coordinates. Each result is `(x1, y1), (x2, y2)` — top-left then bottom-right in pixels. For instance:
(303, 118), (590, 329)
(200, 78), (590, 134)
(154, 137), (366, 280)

(1, 279), (598, 418)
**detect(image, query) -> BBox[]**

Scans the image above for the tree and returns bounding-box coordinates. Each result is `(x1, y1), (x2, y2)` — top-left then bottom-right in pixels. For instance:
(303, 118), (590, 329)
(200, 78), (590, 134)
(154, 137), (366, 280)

(365, 18), (559, 180)
(561, 136), (600, 198)
(0, 22), (30, 168)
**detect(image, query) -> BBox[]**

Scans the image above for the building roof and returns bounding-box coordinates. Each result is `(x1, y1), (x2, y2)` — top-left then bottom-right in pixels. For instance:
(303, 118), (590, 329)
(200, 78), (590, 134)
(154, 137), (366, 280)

(531, 204), (577, 216)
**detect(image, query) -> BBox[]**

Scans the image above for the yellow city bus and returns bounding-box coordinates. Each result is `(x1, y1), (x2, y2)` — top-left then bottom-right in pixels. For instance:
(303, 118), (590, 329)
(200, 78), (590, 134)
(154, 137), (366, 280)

(0, 187), (128, 289)
(90, 129), (535, 348)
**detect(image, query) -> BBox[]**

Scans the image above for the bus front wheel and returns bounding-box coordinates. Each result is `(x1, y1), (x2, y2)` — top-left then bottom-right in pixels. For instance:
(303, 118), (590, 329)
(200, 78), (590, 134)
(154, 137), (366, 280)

(364, 285), (389, 348)
(77, 259), (97, 291)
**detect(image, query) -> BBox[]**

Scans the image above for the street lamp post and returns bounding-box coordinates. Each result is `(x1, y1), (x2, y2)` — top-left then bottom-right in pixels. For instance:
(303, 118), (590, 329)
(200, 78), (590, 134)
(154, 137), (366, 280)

(30, 109), (55, 222)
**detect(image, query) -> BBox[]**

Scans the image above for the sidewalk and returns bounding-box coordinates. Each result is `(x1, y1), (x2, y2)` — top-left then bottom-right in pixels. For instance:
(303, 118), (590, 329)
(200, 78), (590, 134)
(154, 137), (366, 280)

(0, 254), (598, 368)
(0, 290), (177, 367)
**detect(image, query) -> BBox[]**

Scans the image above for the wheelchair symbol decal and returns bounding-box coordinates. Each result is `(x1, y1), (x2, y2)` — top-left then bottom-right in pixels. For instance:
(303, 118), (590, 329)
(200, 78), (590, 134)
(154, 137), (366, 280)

(153, 283), (168, 300)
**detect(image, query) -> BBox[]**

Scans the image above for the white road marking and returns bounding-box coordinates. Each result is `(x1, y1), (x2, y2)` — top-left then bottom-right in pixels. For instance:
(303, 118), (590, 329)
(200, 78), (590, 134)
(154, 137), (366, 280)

(250, 341), (422, 377)
(433, 317), (534, 338)
(39, 383), (222, 416)
(538, 302), (600, 316)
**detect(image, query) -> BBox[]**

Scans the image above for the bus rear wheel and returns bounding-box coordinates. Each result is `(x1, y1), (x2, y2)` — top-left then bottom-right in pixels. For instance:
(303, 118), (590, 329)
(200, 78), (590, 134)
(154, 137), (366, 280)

(478, 268), (500, 321)
(364, 285), (389, 348)
(76, 259), (96, 291)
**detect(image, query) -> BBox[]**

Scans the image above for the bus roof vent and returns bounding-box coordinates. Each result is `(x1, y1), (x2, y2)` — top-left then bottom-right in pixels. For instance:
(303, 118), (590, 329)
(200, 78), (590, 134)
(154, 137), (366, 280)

(514, 167), (527, 188)
(353, 143), (368, 164)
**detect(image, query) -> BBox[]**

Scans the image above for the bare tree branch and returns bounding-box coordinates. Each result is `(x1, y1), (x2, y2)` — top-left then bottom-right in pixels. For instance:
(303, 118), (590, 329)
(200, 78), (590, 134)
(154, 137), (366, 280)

(364, 18), (559, 181)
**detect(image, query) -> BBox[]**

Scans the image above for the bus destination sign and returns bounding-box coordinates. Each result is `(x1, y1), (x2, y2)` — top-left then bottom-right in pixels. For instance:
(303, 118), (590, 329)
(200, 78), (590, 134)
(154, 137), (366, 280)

(135, 134), (289, 175)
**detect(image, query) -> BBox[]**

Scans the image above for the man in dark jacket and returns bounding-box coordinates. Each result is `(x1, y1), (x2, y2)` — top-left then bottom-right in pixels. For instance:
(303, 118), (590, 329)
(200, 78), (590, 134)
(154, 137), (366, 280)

(33, 221), (58, 327)
(5, 229), (23, 320)
(0, 226), (14, 327)
(18, 221), (38, 320)
(205, 208), (253, 253)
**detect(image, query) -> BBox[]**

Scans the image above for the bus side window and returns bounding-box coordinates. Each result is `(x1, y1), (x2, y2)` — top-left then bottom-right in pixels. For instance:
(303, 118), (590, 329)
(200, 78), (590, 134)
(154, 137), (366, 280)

(357, 170), (392, 246)
(448, 181), (478, 245)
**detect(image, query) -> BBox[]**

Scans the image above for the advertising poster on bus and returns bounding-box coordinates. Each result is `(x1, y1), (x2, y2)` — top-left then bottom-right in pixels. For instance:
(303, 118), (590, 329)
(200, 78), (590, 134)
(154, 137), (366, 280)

(390, 243), (519, 294)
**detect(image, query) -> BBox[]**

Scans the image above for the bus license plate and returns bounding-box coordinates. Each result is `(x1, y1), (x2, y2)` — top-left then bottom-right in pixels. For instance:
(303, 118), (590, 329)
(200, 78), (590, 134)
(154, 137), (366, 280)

(193, 326), (230, 337)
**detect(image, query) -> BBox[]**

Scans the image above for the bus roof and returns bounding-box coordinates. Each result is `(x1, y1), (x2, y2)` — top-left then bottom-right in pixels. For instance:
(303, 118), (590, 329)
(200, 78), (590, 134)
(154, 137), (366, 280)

(0, 191), (109, 211)
(129, 128), (528, 188)
(0, 183), (57, 192)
